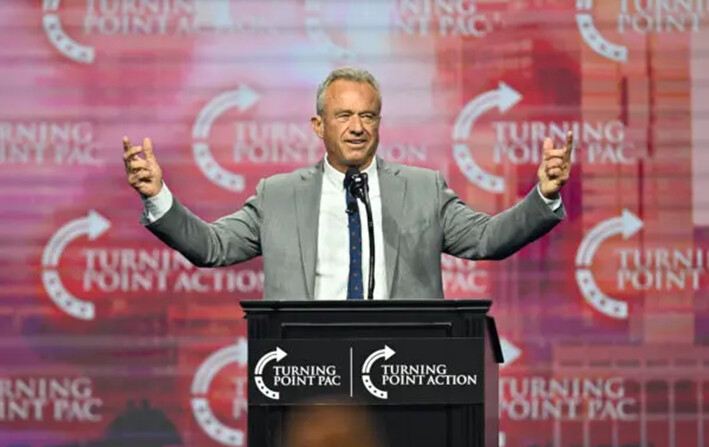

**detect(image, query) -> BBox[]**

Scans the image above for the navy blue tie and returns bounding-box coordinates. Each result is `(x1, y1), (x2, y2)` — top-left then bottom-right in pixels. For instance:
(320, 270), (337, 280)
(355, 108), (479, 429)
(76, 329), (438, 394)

(346, 189), (363, 299)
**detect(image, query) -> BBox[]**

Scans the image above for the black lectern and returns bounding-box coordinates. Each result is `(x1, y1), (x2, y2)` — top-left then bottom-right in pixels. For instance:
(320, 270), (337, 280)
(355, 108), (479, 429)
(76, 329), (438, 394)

(241, 299), (502, 447)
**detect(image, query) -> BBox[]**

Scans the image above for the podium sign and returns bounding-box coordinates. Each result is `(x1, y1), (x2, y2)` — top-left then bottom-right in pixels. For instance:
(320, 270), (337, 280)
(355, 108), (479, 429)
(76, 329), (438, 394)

(242, 299), (501, 447)
(248, 337), (484, 405)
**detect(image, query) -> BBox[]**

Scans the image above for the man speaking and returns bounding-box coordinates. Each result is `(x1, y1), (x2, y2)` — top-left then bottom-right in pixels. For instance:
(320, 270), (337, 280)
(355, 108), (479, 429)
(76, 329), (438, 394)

(122, 67), (573, 300)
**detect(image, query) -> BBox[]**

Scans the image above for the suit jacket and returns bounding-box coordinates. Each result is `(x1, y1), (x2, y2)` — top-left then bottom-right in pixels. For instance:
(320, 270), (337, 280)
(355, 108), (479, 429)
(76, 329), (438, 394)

(145, 157), (565, 299)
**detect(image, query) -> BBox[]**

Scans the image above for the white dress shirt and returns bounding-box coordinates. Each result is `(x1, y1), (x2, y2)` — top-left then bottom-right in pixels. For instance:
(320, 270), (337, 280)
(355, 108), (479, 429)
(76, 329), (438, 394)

(141, 159), (562, 300)
(313, 156), (388, 300)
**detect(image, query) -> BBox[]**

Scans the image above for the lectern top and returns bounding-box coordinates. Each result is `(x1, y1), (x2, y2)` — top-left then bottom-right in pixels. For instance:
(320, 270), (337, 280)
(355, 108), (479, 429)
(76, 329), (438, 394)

(240, 299), (492, 314)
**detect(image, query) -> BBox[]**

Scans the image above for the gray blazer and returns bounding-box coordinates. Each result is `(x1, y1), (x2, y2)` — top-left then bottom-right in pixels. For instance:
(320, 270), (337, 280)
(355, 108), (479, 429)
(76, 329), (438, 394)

(146, 157), (564, 299)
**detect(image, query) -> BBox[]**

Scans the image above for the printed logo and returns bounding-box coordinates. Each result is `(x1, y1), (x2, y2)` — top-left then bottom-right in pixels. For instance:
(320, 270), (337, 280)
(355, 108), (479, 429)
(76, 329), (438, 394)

(253, 347), (288, 400)
(501, 375), (637, 421)
(192, 86), (261, 192)
(575, 209), (706, 319)
(361, 343), (478, 400)
(0, 121), (99, 166)
(361, 345), (396, 399)
(41, 210), (111, 320)
(575, 210), (644, 319)
(393, 0), (502, 37)
(42, 0), (95, 64)
(577, 0), (703, 62)
(0, 376), (103, 423)
(191, 339), (249, 447)
(42, 210), (263, 320)
(249, 339), (482, 405)
(305, 0), (502, 59)
(42, 0), (276, 63)
(453, 82), (522, 193)
(250, 343), (342, 402)
(454, 82), (641, 193)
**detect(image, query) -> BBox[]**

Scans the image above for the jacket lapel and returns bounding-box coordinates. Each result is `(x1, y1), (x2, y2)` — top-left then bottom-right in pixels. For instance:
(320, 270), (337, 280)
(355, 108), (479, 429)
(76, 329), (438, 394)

(377, 157), (406, 297)
(294, 161), (323, 299)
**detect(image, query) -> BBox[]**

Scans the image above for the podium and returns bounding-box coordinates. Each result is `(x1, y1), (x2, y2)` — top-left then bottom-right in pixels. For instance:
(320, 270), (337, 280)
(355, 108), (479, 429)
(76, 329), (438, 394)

(241, 299), (503, 447)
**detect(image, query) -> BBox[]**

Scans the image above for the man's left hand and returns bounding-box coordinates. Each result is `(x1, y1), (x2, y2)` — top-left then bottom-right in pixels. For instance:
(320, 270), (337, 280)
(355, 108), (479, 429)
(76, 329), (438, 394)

(538, 131), (573, 199)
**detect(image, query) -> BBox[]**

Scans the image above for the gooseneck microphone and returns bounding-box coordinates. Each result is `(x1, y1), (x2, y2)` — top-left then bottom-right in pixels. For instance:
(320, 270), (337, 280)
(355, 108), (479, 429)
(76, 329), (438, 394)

(344, 167), (375, 300)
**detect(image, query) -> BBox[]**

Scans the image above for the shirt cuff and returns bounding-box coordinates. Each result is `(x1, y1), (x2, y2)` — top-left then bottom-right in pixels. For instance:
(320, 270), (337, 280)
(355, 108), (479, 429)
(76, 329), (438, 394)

(140, 181), (173, 224)
(536, 184), (562, 212)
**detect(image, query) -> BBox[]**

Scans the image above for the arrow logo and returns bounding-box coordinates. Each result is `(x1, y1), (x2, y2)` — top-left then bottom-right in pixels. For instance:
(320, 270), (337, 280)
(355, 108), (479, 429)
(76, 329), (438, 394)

(452, 82), (522, 193)
(362, 345), (395, 400)
(192, 85), (261, 193)
(191, 339), (248, 446)
(254, 347), (287, 400)
(576, 0), (628, 62)
(255, 347), (287, 375)
(575, 209), (643, 319)
(42, 0), (95, 64)
(41, 210), (111, 320)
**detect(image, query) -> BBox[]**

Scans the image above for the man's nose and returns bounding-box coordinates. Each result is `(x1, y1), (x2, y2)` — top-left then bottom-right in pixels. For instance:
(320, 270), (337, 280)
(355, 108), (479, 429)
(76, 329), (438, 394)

(348, 116), (364, 133)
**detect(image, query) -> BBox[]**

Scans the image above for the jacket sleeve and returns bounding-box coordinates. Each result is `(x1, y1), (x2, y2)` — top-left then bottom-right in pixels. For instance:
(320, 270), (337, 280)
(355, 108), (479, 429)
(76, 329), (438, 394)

(438, 172), (564, 260)
(144, 179), (264, 267)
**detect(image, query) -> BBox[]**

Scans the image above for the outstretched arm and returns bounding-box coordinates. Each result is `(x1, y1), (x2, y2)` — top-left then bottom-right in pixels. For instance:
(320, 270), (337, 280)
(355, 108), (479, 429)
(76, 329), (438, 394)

(439, 175), (564, 260)
(123, 136), (262, 267)
(144, 181), (263, 267)
(440, 131), (573, 260)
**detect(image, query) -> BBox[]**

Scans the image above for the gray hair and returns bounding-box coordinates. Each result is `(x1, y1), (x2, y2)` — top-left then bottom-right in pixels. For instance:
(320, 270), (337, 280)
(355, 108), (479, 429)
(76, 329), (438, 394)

(315, 67), (381, 116)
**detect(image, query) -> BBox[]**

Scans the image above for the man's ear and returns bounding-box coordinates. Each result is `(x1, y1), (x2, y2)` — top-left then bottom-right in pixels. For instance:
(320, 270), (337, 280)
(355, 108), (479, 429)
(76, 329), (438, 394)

(311, 115), (323, 139)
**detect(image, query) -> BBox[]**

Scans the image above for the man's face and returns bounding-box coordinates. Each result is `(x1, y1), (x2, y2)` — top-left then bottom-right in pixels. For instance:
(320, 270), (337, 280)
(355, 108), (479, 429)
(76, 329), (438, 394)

(311, 79), (381, 172)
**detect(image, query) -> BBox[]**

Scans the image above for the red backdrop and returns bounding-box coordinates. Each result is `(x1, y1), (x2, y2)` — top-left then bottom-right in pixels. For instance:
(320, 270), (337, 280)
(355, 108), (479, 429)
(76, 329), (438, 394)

(1, 1), (708, 446)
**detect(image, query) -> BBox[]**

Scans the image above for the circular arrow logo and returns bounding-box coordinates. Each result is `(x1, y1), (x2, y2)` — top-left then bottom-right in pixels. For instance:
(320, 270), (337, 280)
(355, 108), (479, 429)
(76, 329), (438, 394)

(191, 339), (249, 446)
(253, 347), (288, 400)
(192, 86), (260, 192)
(41, 210), (111, 321)
(576, 0), (628, 62)
(575, 209), (643, 319)
(42, 0), (95, 64)
(453, 82), (522, 193)
(362, 345), (395, 400)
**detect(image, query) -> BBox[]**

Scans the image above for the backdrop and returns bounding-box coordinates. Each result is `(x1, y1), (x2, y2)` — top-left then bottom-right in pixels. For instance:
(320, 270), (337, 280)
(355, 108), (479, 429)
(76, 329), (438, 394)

(1, 1), (707, 446)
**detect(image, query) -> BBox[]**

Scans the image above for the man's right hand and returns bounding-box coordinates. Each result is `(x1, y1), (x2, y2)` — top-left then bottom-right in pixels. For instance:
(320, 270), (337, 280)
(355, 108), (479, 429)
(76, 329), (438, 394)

(123, 136), (163, 198)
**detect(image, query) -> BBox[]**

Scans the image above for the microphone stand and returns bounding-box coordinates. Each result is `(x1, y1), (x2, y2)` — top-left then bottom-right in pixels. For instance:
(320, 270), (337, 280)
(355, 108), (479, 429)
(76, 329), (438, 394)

(347, 170), (375, 300)
(360, 182), (375, 300)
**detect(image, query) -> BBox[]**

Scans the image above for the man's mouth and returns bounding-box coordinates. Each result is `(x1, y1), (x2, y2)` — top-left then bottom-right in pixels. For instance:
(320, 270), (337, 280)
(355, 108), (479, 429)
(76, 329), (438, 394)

(345, 139), (367, 147)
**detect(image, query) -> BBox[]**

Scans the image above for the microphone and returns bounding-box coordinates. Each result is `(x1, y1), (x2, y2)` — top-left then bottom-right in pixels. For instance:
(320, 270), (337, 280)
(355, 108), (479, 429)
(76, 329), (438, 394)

(343, 166), (375, 300)
(344, 167), (368, 204)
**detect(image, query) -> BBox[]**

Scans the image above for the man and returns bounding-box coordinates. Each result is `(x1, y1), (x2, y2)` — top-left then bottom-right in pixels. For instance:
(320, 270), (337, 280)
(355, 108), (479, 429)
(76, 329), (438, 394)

(122, 67), (572, 300)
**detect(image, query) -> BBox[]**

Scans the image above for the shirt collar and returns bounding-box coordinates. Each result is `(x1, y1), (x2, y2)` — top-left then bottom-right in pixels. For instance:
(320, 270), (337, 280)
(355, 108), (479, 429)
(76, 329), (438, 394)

(323, 155), (378, 192)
